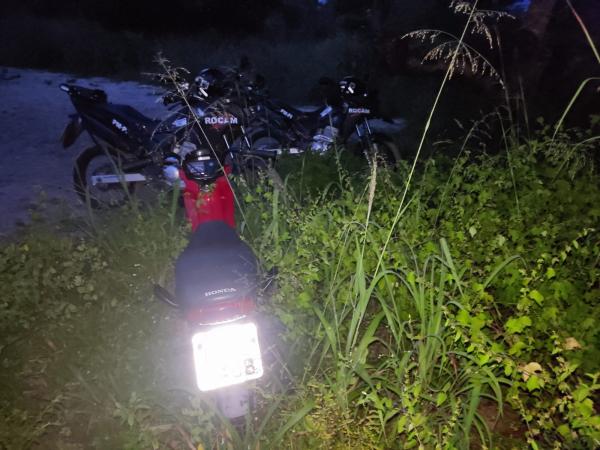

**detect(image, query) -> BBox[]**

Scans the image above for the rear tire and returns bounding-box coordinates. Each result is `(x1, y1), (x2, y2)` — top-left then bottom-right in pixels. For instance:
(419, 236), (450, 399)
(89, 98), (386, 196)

(73, 145), (137, 209)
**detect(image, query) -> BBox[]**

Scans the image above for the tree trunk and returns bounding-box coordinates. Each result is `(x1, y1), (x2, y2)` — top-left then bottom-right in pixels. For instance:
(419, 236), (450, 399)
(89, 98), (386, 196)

(517, 0), (559, 100)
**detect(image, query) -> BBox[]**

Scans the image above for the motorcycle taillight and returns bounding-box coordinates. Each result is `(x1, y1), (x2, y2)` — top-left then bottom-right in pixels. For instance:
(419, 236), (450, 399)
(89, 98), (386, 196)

(185, 297), (255, 325)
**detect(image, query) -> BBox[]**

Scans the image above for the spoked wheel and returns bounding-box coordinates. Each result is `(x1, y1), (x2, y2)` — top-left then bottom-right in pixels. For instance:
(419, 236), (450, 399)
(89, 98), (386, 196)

(73, 146), (138, 209)
(251, 133), (285, 155)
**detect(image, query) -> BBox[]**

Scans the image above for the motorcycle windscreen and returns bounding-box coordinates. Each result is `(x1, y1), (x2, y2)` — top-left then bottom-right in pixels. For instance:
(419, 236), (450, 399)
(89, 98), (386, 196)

(191, 322), (263, 391)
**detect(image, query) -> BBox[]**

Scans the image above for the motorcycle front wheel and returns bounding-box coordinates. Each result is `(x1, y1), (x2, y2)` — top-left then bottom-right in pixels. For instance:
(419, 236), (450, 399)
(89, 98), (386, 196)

(73, 145), (137, 209)
(363, 133), (401, 169)
(235, 154), (284, 192)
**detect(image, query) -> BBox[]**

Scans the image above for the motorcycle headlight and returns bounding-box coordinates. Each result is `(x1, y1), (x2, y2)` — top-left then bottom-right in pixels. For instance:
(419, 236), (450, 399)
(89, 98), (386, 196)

(183, 158), (220, 181)
(163, 165), (180, 182)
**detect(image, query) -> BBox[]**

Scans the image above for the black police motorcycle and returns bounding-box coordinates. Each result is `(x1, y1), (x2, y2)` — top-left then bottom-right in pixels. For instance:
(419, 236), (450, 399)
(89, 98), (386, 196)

(247, 76), (401, 165)
(59, 73), (274, 208)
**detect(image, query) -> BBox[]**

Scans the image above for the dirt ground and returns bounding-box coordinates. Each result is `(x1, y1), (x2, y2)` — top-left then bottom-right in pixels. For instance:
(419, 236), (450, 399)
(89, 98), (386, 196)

(0, 66), (166, 237)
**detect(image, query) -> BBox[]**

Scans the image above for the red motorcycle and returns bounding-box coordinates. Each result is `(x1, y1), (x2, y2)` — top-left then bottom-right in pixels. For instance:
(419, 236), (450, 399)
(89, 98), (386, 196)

(156, 146), (265, 419)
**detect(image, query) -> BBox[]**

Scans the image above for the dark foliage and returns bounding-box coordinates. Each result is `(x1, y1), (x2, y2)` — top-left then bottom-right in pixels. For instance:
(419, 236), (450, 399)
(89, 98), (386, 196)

(1, 0), (283, 35)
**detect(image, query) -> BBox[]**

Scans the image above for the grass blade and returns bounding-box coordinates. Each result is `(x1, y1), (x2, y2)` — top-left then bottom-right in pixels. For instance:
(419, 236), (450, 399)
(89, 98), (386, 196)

(272, 400), (315, 445)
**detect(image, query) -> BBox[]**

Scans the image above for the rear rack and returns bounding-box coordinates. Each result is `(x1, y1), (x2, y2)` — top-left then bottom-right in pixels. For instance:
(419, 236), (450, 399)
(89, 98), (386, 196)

(60, 84), (107, 103)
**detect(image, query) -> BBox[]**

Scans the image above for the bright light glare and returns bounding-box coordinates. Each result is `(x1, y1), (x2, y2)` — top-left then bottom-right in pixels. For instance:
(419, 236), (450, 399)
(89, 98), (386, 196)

(192, 322), (263, 391)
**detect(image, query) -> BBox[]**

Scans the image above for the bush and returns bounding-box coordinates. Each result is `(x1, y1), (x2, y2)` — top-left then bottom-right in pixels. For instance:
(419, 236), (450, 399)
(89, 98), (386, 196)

(241, 128), (600, 448)
(0, 14), (369, 102)
(0, 14), (150, 78)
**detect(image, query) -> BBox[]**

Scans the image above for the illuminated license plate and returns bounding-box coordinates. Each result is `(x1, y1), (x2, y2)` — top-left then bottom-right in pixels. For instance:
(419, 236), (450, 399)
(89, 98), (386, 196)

(192, 322), (263, 391)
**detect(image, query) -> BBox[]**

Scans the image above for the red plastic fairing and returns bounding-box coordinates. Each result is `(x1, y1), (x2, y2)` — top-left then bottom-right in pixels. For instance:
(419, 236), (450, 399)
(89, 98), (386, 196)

(185, 297), (255, 325)
(179, 167), (235, 231)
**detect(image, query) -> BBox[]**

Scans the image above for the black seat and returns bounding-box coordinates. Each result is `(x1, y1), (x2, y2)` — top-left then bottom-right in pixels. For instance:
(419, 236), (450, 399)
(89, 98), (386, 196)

(102, 103), (159, 129)
(65, 84), (159, 130)
(174, 221), (258, 309)
(268, 99), (328, 121)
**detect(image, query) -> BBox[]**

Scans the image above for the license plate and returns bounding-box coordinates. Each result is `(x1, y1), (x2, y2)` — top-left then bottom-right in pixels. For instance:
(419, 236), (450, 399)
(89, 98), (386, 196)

(90, 173), (146, 185)
(192, 322), (263, 391)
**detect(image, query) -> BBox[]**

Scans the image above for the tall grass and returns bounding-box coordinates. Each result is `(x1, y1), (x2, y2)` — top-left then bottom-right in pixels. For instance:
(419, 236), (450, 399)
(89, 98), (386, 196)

(283, 182), (507, 446)
(304, 4), (500, 445)
(552, 1), (600, 141)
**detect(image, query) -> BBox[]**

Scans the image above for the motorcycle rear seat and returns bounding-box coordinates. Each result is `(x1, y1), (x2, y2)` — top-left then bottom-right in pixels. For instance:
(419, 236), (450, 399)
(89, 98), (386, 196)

(102, 103), (159, 129)
(175, 221), (259, 309)
(269, 100), (328, 121)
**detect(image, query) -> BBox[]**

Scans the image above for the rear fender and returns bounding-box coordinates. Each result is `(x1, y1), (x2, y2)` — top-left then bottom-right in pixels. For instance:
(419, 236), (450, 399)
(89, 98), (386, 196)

(61, 114), (83, 148)
(185, 297), (256, 326)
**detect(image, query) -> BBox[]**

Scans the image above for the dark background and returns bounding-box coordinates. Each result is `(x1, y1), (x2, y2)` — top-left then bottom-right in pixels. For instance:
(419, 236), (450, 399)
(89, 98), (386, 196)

(1, 0), (598, 142)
